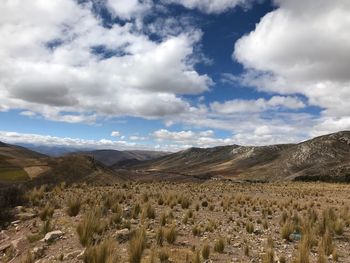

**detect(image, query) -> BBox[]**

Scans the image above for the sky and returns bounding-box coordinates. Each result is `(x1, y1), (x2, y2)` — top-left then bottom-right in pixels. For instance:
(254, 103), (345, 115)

(0, 0), (349, 151)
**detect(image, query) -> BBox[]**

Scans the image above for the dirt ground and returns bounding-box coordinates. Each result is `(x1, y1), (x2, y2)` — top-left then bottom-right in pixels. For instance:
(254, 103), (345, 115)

(1, 180), (350, 263)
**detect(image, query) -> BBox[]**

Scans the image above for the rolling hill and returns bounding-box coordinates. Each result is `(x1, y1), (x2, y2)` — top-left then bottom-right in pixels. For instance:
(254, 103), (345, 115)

(0, 142), (49, 183)
(130, 131), (350, 182)
(73, 149), (170, 167)
(0, 142), (125, 185)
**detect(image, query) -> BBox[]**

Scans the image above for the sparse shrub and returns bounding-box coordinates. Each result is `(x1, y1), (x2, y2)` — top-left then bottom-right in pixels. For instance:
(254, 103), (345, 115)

(192, 225), (201, 236)
(41, 219), (52, 234)
(27, 186), (45, 206)
(143, 203), (156, 219)
(160, 212), (167, 226)
(281, 221), (294, 241)
(158, 248), (170, 263)
(20, 250), (34, 263)
(195, 203), (199, 211)
(263, 220), (268, 229)
(84, 239), (119, 263)
(158, 196), (164, 206)
(181, 196), (191, 209)
(110, 211), (122, 225)
(39, 203), (54, 221)
(332, 249), (339, 261)
(192, 250), (201, 263)
(262, 248), (274, 263)
(201, 200), (208, 207)
(129, 228), (146, 263)
(165, 225), (177, 244)
(214, 237), (225, 253)
(132, 203), (141, 219)
(334, 218), (344, 235)
(321, 230), (333, 256)
(202, 243), (210, 260)
(27, 233), (42, 243)
(279, 255), (286, 263)
(66, 196), (81, 217)
(142, 192), (149, 203)
(77, 210), (104, 247)
(295, 236), (310, 263)
(0, 186), (25, 226)
(317, 241), (326, 263)
(244, 245), (249, 256)
(246, 222), (254, 234)
(156, 227), (164, 246)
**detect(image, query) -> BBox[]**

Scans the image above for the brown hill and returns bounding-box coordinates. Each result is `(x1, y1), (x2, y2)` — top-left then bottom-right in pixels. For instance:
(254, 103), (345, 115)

(0, 142), (125, 186)
(0, 142), (49, 183)
(130, 131), (350, 182)
(74, 149), (170, 167)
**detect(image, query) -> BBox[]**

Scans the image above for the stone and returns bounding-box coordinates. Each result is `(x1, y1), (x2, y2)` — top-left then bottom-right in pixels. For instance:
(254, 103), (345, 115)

(130, 219), (138, 224)
(13, 206), (24, 214)
(289, 232), (302, 242)
(16, 212), (36, 220)
(77, 249), (85, 260)
(115, 228), (130, 243)
(41, 230), (64, 243)
(11, 220), (21, 225)
(32, 246), (46, 259)
(63, 250), (83, 260)
(123, 207), (131, 218)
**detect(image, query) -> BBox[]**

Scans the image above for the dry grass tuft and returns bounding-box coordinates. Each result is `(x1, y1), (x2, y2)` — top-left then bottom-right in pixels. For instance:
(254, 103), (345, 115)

(128, 228), (146, 263)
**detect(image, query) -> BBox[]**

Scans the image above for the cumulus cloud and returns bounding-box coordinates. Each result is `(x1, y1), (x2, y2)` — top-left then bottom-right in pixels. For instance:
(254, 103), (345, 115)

(0, 0), (212, 122)
(0, 130), (140, 150)
(163, 0), (252, 14)
(153, 129), (235, 147)
(234, 0), (350, 133)
(111, 131), (121, 137)
(106, 0), (152, 20)
(210, 96), (305, 114)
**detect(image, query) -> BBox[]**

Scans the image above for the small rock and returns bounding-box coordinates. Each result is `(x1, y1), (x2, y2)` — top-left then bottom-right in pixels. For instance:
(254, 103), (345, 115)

(11, 220), (21, 226)
(13, 206), (24, 214)
(289, 232), (302, 242)
(41, 230), (64, 243)
(32, 246), (46, 259)
(77, 249), (85, 260)
(115, 228), (130, 243)
(16, 212), (36, 221)
(63, 250), (83, 260)
(123, 207), (131, 218)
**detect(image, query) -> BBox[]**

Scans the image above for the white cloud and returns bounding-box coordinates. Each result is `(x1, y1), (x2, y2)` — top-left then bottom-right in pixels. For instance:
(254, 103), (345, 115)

(129, 135), (146, 141)
(111, 131), (121, 137)
(0, 0), (212, 123)
(0, 130), (139, 150)
(153, 129), (235, 147)
(163, 0), (251, 14)
(233, 0), (350, 134)
(210, 96), (305, 114)
(106, 0), (151, 20)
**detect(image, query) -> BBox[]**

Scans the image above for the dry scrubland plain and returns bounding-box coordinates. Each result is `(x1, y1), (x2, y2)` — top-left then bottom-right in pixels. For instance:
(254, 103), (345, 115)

(1, 181), (350, 263)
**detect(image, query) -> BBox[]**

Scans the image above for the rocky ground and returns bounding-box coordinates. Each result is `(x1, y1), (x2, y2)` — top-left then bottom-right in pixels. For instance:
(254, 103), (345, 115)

(1, 181), (350, 263)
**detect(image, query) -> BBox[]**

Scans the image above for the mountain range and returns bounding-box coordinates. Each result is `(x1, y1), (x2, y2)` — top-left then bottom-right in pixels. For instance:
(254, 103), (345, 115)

(129, 131), (350, 182)
(0, 131), (349, 185)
